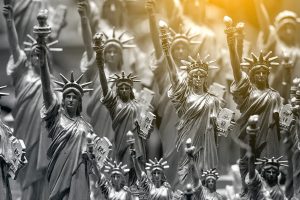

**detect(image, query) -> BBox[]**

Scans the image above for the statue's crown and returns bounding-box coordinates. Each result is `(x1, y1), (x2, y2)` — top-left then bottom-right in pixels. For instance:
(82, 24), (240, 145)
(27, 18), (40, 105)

(241, 51), (279, 74)
(104, 159), (130, 176)
(180, 54), (218, 75)
(202, 168), (219, 180)
(145, 157), (169, 172)
(54, 72), (93, 96)
(109, 71), (140, 87)
(255, 156), (288, 168)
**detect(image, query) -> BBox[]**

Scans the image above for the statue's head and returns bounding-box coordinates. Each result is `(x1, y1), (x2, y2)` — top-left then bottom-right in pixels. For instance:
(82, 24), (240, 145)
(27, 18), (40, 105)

(202, 169), (219, 192)
(104, 159), (129, 191)
(55, 72), (92, 117)
(146, 158), (169, 187)
(101, 0), (124, 27)
(242, 51), (279, 88)
(101, 29), (135, 70)
(256, 156), (288, 187)
(275, 10), (299, 45)
(180, 54), (217, 91)
(109, 72), (139, 102)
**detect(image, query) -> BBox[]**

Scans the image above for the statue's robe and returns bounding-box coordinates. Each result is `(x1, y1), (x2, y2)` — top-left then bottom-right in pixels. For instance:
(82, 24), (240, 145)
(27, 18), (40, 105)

(7, 50), (50, 200)
(41, 99), (93, 200)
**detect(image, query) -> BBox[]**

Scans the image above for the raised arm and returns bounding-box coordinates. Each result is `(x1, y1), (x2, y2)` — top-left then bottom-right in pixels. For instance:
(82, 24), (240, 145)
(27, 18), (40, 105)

(253, 0), (271, 42)
(159, 21), (179, 85)
(78, 0), (94, 61)
(145, 0), (163, 59)
(224, 16), (242, 83)
(3, 2), (21, 63)
(185, 138), (200, 187)
(93, 33), (109, 97)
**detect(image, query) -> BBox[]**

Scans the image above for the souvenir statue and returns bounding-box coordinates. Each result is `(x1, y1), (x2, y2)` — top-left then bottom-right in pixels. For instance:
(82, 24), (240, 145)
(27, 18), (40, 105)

(245, 115), (287, 200)
(184, 138), (223, 200)
(224, 16), (283, 196)
(93, 33), (154, 183)
(3, 4), (61, 200)
(128, 131), (176, 200)
(0, 86), (27, 200)
(36, 10), (101, 199)
(159, 21), (233, 183)
(254, 0), (300, 98)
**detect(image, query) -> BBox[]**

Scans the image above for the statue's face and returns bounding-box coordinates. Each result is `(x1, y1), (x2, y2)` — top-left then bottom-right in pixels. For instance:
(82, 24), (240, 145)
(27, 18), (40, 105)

(30, 50), (41, 72)
(278, 23), (296, 44)
(205, 178), (216, 191)
(117, 84), (131, 102)
(172, 42), (189, 62)
(64, 92), (79, 115)
(105, 45), (122, 67)
(189, 70), (206, 88)
(151, 169), (163, 183)
(111, 173), (122, 189)
(253, 68), (268, 85)
(264, 167), (278, 183)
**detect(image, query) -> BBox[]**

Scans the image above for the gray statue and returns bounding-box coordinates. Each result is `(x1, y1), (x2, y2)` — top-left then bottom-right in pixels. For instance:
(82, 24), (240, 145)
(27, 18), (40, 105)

(159, 21), (225, 184)
(3, 4), (61, 200)
(224, 16), (283, 196)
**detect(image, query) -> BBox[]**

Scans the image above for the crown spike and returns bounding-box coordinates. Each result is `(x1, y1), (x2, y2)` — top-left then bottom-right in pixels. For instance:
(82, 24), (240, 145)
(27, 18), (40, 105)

(185, 28), (191, 36)
(251, 52), (258, 62)
(47, 40), (59, 47)
(26, 34), (37, 43)
(54, 81), (65, 87)
(70, 72), (75, 82)
(76, 73), (84, 84)
(168, 27), (176, 36)
(24, 41), (33, 46)
(112, 27), (116, 38)
(59, 73), (69, 84)
(118, 31), (127, 40)
(263, 51), (273, 60)
(121, 37), (135, 44)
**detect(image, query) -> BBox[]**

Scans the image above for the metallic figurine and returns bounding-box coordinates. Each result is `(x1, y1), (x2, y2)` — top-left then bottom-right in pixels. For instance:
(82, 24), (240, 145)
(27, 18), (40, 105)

(159, 21), (224, 183)
(128, 131), (174, 200)
(254, 0), (300, 98)
(185, 138), (223, 200)
(0, 86), (27, 200)
(36, 11), (100, 199)
(245, 115), (287, 200)
(93, 33), (154, 183)
(3, 3), (61, 200)
(224, 16), (282, 196)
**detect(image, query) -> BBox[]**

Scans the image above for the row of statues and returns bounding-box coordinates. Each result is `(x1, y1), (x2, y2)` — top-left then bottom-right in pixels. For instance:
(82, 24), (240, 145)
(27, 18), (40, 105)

(0, 0), (300, 199)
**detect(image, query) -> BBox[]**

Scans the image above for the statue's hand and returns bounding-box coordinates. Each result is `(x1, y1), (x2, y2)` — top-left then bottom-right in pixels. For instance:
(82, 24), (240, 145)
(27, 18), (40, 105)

(77, 0), (90, 17)
(34, 45), (47, 67)
(185, 138), (195, 161)
(3, 5), (13, 21)
(145, 0), (156, 14)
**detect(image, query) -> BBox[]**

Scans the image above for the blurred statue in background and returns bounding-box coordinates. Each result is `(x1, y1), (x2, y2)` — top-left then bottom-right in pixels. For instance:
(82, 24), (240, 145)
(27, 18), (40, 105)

(254, 0), (300, 100)
(3, 3), (62, 200)
(0, 86), (27, 200)
(224, 16), (283, 197)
